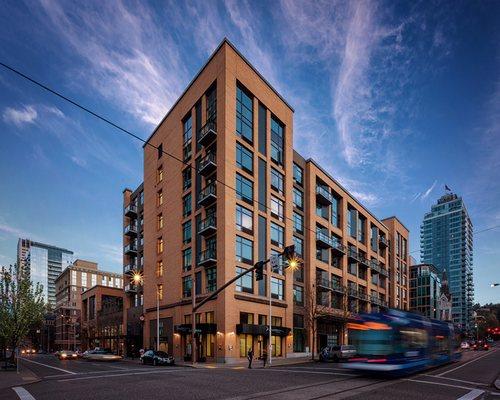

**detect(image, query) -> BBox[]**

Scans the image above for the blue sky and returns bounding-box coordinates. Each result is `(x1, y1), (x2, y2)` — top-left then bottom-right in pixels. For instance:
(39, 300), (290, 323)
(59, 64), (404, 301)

(0, 0), (499, 304)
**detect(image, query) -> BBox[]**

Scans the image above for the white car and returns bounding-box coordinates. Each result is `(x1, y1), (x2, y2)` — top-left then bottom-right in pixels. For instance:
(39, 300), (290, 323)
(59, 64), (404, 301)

(460, 341), (470, 349)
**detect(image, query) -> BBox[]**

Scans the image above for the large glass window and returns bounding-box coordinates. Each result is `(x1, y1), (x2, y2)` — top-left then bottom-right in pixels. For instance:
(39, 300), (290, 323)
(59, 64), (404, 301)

(270, 116), (284, 165)
(182, 276), (192, 298)
(271, 168), (284, 194)
(293, 188), (303, 209)
(236, 142), (253, 173)
(236, 235), (253, 264)
(271, 277), (284, 300)
(183, 115), (192, 144)
(206, 267), (217, 292)
(236, 266), (253, 293)
(270, 196), (284, 221)
(183, 248), (192, 271)
(293, 212), (303, 234)
(183, 221), (191, 244)
(293, 236), (303, 257)
(183, 194), (192, 218)
(293, 285), (304, 305)
(236, 86), (253, 143)
(236, 204), (253, 233)
(293, 163), (303, 186)
(206, 84), (217, 123)
(271, 222), (284, 248)
(182, 168), (191, 191)
(236, 173), (253, 204)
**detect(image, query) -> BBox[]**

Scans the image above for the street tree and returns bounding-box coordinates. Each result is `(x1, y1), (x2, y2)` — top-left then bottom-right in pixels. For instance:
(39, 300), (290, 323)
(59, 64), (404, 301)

(303, 283), (331, 360)
(0, 263), (46, 362)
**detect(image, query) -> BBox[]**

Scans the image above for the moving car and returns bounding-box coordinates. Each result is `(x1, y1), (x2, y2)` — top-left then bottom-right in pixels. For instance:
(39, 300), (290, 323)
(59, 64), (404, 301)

(83, 348), (122, 361)
(55, 350), (78, 360)
(319, 345), (357, 362)
(473, 341), (489, 351)
(460, 341), (470, 349)
(140, 350), (175, 366)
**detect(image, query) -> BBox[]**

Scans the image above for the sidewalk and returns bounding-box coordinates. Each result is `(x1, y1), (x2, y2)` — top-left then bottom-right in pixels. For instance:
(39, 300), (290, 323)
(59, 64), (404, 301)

(123, 356), (313, 369)
(0, 362), (40, 390)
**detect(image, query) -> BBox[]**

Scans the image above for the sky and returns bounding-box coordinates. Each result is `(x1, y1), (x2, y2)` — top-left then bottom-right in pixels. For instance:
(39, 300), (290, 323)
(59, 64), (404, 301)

(0, 0), (499, 304)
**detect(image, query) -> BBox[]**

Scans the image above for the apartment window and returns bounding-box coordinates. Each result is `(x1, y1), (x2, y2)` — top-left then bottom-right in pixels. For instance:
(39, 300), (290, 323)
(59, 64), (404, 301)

(293, 236), (303, 257)
(236, 142), (253, 173)
(157, 166), (163, 183)
(331, 196), (340, 228)
(157, 284), (163, 301)
(91, 274), (96, 287)
(206, 84), (217, 122)
(293, 163), (303, 186)
(157, 143), (163, 159)
(236, 204), (253, 233)
(293, 188), (303, 209)
(348, 260), (357, 275)
(236, 85), (253, 143)
(140, 191), (144, 205)
(182, 276), (192, 298)
(293, 212), (303, 234)
(157, 190), (163, 206)
(270, 196), (284, 221)
(371, 225), (378, 252)
(182, 168), (191, 191)
(270, 168), (284, 194)
(271, 277), (284, 300)
(347, 207), (357, 238)
(156, 260), (163, 277)
(270, 222), (284, 248)
(206, 267), (217, 292)
(183, 194), (192, 218)
(81, 272), (87, 287)
(71, 271), (77, 286)
(157, 237), (164, 254)
(183, 221), (192, 244)
(358, 215), (366, 243)
(236, 235), (253, 264)
(183, 114), (192, 144)
(236, 173), (253, 204)
(236, 266), (253, 293)
(157, 213), (163, 230)
(183, 248), (192, 271)
(293, 285), (304, 305)
(270, 116), (284, 165)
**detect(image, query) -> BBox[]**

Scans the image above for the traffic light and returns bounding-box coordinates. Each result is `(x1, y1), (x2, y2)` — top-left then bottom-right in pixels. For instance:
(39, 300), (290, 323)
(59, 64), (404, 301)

(283, 245), (295, 261)
(255, 261), (264, 281)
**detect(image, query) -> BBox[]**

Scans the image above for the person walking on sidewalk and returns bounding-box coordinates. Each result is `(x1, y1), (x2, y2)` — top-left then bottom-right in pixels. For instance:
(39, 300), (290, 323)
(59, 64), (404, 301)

(262, 349), (268, 368)
(247, 348), (254, 369)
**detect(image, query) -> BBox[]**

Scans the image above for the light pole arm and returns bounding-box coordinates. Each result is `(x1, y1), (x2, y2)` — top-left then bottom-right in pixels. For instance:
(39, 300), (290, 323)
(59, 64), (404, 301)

(193, 259), (270, 313)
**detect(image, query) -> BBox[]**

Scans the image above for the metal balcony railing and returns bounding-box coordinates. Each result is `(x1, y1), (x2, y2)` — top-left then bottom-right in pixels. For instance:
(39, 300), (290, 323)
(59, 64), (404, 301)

(198, 120), (217, 146)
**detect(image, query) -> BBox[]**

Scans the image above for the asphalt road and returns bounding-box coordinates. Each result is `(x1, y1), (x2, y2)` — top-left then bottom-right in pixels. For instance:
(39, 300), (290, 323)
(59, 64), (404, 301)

(2, 347), (499, 400)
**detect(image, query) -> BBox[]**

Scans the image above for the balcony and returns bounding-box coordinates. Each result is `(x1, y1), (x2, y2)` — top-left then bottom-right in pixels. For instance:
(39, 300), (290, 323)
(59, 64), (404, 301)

(370, 296), (381, 306)
(316, 277), (330, 291)
(358, 254), (370, 267)
(198, 248), (217, 267)
(358, 292), (369, 302)
(198, 120), (217, 146)
(199, 215), (217, 236)
(379, 236), (388, 247)
(332, 240), (346, 255)
(348, 248), (359, 262)
(379, 266), (389, 277)
(316, 231), (334, 248)
(198, 182), (217, 207)
(124, 223), (137, 237)
(316, 186), (333, 205)
(123, 263), (135, 273)
(198, 152), (217, 176)
(370, 259), (381, 274)
(332, 283), (345, 294)
(124, 284), (137, 293)
(124, 243), (137, 255)
(124, 204), (137, 217)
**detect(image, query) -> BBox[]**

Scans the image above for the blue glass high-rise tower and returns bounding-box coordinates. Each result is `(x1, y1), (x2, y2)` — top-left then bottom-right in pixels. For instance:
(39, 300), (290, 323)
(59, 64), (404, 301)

(420, 193), (473, 332)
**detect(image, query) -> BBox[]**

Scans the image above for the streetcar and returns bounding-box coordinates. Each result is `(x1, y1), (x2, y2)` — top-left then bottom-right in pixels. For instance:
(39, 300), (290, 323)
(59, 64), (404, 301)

(343, 309), (461, 375)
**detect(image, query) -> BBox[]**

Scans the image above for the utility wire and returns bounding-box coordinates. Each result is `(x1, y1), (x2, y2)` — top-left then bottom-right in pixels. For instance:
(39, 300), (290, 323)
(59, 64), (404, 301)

(2, 60), (499, 257)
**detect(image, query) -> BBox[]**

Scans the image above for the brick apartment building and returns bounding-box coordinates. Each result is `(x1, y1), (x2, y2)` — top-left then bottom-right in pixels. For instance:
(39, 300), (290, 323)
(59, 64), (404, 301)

(122, 39), (409, 363)
(54, 259), (123, 351)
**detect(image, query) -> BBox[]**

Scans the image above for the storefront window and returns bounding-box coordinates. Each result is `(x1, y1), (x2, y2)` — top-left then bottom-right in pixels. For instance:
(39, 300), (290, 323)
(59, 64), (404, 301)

(271, 335), (282, 357)
(239, 334), (252, 357)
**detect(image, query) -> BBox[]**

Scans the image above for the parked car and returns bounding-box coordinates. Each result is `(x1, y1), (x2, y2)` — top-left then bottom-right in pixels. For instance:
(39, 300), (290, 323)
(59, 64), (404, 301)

(140, 350), (175, 366)
(460, 341), (470, 349)
(83, 348), (122, 361)
(55, 350), (78, 360)
(319, 345), (357, 362)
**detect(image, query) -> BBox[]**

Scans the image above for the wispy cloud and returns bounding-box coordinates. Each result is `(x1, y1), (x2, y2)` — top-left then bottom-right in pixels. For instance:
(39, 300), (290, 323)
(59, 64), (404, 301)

(98, 243), (123, 266)
(420, 180), (438, 201)
(2, 105), (37, 127)
(0, 221), (32, 240)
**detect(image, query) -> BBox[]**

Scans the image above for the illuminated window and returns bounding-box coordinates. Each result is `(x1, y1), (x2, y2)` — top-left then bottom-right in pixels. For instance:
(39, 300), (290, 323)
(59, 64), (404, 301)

(157, 213), (163, 229)
(157, 166), (163, 183)
(156, 260), (163, 277)
(157, 284), (163, 301)
(157, 237), (163, 254)
(157, 190), (163, 206)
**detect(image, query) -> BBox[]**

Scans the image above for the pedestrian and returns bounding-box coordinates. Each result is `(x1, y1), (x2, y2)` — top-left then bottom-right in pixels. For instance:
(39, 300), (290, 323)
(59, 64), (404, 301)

(262, 349), (268, 368)
(247, 348), (253, 369)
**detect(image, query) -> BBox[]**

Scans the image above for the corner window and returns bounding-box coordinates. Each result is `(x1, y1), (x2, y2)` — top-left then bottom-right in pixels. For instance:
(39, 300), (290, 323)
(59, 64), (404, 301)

(270, 116), (284, 165)
(236, 85), (253, 143)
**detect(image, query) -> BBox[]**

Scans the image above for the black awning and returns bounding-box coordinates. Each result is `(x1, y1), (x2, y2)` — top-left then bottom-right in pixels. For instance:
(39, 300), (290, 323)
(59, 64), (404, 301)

(174, 323), (217, 335)
(236, 324), (291, 337)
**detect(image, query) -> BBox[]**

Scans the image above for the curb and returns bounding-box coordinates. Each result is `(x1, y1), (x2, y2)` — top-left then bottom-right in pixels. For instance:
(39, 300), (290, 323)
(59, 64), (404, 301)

(0, 361), (42, 390)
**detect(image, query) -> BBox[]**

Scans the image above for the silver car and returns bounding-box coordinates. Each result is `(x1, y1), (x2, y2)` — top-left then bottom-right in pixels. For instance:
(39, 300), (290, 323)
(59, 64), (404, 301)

(320, 345), (357, 362)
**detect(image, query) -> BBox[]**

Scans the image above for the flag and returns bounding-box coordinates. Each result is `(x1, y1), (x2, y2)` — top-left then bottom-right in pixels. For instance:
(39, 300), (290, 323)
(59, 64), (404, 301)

(445, 184), (451, 191)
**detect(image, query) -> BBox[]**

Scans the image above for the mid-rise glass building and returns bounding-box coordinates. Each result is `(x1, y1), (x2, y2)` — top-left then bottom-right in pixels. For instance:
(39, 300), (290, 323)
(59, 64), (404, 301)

(409, 263), (441, 319)
(17, 239), (74, 307)
(420, 193), (473, 332)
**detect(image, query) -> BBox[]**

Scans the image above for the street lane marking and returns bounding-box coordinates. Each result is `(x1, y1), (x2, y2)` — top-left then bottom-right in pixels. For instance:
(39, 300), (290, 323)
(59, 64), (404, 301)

(268, 368), (355, 376)
(437, 348), (499, 376)
(12, 387), (36, 400)
(420, 374), (489, 387)
(456, 389), (485, 400)
(20, 357), (76, 374)
(44, 366), (174, 378)
(284, 366), (349, 372)
(57, 367), (197, 382)
(405, 378), (479, 391)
